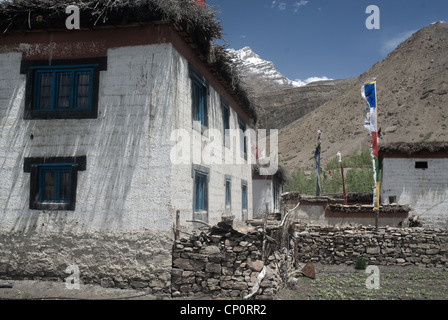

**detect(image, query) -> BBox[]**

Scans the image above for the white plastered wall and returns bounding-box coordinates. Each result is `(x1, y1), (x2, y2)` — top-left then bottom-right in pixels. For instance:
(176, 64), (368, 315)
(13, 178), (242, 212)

(169, 49), (253, 229)
(381, 157), (448, 228)
(0, 44), (176, 233)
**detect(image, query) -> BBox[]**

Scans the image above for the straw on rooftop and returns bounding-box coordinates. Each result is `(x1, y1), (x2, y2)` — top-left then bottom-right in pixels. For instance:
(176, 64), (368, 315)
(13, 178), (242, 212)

(379, 141), (448, 155)
(0, 0), (256, 120)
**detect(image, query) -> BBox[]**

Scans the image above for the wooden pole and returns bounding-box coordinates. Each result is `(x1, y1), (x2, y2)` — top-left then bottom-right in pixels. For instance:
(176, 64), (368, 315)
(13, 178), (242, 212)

(337, 152), (347, 205)
(340, 163), (347, 205)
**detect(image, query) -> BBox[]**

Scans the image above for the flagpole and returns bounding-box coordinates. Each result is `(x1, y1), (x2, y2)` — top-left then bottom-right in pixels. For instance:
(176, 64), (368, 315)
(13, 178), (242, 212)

(374, 82), (380, 231)
(315, 130), (322, 197)
(362, 80), (380, 231)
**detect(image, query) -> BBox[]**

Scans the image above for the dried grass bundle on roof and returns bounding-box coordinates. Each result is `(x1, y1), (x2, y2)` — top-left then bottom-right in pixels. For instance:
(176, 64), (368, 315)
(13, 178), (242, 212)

(1, 0), (221, 54)
(0, 0), (256, 120)
(379, 141), (448, 155)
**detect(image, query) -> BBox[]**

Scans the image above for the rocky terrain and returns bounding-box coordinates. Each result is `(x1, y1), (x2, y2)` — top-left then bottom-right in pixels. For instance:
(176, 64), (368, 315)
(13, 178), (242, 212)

(253, 77), (357, 130)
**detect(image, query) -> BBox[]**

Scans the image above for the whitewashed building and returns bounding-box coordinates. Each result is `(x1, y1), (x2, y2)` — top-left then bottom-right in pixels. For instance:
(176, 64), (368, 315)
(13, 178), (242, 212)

(252, 165), (288, 219)
(380, 142), (448, 228)
(0, 1), (257, 292)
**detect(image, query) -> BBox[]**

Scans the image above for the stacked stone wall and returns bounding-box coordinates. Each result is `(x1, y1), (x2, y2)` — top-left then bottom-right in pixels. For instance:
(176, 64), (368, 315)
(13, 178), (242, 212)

(294, 225), (448, 267)
(171, 229), (284, 299)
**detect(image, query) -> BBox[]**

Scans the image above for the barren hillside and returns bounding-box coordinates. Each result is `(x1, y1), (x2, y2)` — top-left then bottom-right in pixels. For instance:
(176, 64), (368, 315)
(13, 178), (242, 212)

(279, 22), (448, 173)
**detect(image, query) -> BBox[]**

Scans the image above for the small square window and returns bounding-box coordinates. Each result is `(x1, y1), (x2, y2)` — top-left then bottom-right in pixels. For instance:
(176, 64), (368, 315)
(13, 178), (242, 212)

(24, 156), (86, 211)
(415, 161), (428, 169)
(39, 165), (72, 204)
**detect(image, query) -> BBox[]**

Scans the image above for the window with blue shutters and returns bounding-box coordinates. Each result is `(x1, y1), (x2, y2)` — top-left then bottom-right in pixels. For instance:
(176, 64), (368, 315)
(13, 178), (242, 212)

(222, 101), (230, 147)
(39, 165), (73, 203)
(33, 66), (94, 111)
(239, 118), (248, 160)
(194, 171), (208, 212)
(24, 156), (86, 211)
(242, 182), (248, 210)
(21, 57), (107, 119)
(225, 178), (231, 208)
(191, 70), (208, 129)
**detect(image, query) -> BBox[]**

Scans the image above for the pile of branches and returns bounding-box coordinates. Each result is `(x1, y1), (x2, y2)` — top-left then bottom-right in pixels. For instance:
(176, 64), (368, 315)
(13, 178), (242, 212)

(1, 1), (220, 51)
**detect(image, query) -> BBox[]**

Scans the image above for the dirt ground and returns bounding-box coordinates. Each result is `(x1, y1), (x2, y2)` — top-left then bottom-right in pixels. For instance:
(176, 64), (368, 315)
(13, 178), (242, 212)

(275, 263), (448, 300)
(0, 264), (447, 300)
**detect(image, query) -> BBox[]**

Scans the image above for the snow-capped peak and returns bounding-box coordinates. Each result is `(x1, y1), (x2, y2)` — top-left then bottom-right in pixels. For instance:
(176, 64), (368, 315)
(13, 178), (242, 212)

(227, 46), (301, 90)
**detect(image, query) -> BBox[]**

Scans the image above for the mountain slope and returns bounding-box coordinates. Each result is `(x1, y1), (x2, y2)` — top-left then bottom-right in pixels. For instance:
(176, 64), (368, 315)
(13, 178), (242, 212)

(254, 77), (357, 130)
(228, 46), (300, 94)
(228, 46), (355, 130)
(278, 22), (448, 173)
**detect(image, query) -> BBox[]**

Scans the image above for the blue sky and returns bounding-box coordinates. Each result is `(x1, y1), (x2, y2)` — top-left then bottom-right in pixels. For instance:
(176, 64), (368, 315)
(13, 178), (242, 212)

(207, 0), (448, 83)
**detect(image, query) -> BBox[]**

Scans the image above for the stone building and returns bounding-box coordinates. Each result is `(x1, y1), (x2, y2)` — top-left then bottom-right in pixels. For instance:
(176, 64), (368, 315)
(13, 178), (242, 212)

(379, 142), (448, 228)
(0, 0), (257, 293)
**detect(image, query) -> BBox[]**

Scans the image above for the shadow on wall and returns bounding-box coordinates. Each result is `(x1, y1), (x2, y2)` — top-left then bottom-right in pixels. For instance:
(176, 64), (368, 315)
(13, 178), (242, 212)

(1, 49), (176, 233)
(398, 185), (448, 228)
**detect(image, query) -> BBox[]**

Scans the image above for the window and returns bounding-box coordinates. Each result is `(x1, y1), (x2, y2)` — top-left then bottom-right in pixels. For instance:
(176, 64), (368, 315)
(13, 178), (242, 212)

(191, 72), (208, 128)
(225, 178), (231, 208)
(24, 156), (86, 211)
(194, 171), (208, 212)
(33, 67), (94, 110)
(389, 196), (397, 204)
(21, 57), (107, 119)
(239, 118), (247, 160)
(273, 183), (280, 212)
(242, 182), (248, 211)
(222, 101), (230, 147)
(415, 161), (428, 169)
(39, 165), (73, 203)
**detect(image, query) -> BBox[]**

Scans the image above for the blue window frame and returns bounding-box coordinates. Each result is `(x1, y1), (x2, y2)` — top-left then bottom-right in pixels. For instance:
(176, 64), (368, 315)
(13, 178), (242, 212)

(24, 156), (86, 211)
(38, 164), (74, 203)
(32, 65), (95, 111)
(225, 178), (231, 207)
(239, 118), (248, 160)
(191, 72), (208, 127)
(242, 182), (248, 210)
(222, 101), (230, 146)
(194, 172), (208, 212)
(21, 57), (107, 119)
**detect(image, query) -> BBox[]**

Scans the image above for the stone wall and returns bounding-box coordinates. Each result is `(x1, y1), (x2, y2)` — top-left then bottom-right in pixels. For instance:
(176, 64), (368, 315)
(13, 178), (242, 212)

(0, 230), (173, 295)
(294, 224), (448, 267)
(171, 226), (284, 299)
